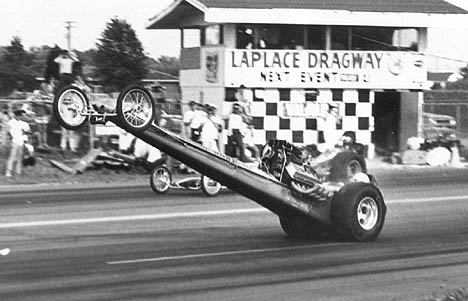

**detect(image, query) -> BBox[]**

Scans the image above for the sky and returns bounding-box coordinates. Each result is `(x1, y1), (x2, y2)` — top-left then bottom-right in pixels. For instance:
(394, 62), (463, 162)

(0, 0), (178, 59)
(1, 0), (468, 72)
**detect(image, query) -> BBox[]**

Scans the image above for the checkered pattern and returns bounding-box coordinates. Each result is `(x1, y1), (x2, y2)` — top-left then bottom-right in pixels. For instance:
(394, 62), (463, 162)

(222, 88), (374, 147)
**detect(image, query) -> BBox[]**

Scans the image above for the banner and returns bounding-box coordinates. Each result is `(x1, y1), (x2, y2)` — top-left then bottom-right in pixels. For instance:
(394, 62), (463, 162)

(224, 49), (427, 89)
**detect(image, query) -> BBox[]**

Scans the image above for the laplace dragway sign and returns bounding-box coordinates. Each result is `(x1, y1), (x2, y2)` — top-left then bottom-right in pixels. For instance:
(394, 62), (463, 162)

(224, 49), (427, 89)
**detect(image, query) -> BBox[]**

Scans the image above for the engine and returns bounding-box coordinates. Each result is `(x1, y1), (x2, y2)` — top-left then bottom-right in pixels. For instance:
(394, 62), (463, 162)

(260, 140), (323, 195)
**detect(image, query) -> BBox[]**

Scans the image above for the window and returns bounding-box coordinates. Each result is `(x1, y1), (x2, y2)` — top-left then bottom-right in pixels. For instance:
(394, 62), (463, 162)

(182, 28), (201, 48)
(331, 26), (349, 50)
(352, 27), (395, 51)
(306, 26), (326, 50)
(236, 25), (254, 49)
(393, 28), (418, 51)
(275, 25), (304, 49)
(236, 24), (305, 50)
(204, 25), (223, 46)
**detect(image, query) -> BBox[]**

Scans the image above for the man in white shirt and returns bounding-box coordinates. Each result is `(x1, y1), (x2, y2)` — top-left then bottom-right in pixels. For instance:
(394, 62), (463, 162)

(55, 50), (80, 153)
(0, 105), (10, 148)
(227, 103), (252, 162)
(54, 49), (79, 92)
(200, 104), (222, 152)
(182, 100), (196, 138)
(5, 110), (30, 177)
(319, 103), (342, 153)
(188, 102), (207, 143)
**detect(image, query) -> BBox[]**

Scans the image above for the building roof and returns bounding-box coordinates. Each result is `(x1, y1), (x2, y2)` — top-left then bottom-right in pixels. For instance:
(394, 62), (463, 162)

(427, 72), (453, 82)
(147, 0), (468, 29)
(192, 0), (466, 13)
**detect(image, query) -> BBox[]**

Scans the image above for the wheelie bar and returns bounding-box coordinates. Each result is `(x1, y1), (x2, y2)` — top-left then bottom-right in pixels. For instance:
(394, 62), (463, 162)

(110, 117), (333, 226)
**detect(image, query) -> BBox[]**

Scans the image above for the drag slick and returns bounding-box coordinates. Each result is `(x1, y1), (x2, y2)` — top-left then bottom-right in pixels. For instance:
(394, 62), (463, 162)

(53, 84), (386, 241)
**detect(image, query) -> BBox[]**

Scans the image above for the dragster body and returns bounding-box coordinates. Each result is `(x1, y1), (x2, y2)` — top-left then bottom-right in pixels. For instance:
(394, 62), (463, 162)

(53, 84), (386, 241)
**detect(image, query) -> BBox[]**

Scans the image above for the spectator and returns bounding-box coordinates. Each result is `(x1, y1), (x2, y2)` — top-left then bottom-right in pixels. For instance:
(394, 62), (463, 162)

(54, 49), (79, 93)
(319, 103), (342, 153)
(5, 109), (30, 177)
(0, 105), (10, 149)
(60, 128), (79, 153)
(236, 85), (252, 118)
(226, 103), (252, 162)
(53, 50), (81, 154)
(182, 100), (197, 138)
(200, 104), (222, 152)
(243, 124), (260, 160)
(154, 94), (169, 128)
(188, 102), (207, 143)
(44, 45), (62, 95)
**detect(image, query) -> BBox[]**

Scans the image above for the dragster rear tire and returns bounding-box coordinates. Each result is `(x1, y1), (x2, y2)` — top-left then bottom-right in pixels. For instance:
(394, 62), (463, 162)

(331, 182), (386, 242)
(116, 85), (155, 132)
(150, 166), (172, 194)
(53, 85), (89, 130)
(279, 215), (327, 240)
(200, 175), (221, 197)
(328, 151), (367, 183)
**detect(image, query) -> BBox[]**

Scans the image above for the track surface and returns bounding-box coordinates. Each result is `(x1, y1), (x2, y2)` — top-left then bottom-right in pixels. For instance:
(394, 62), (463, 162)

(1, 167), (468, 300)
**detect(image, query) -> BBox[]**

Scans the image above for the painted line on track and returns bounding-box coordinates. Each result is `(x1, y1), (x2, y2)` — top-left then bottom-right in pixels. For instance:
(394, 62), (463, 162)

(387, 195), (468, 204)
(0, 195), (467, 229)
(107, 243), (352, 265)
(0, 208), (266, 229)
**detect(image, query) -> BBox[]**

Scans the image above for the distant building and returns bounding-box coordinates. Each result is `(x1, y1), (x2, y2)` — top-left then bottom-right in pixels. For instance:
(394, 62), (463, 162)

(145, 0), (468, 154)
(427, 72), (454, 89)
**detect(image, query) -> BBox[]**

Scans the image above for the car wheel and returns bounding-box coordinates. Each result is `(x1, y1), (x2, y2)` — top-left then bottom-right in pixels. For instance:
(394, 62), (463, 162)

(331, 182), (386, 242)
(201, 175), (221, 197)
(53, 85), (89, 130)
(328, 151), (367, 182)
(150, 166), (172, 194)
(116, 85), (155, 132)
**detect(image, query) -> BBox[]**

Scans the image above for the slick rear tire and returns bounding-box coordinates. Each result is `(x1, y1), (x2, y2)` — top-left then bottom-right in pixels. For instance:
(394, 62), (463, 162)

(331, 182), (386, 242)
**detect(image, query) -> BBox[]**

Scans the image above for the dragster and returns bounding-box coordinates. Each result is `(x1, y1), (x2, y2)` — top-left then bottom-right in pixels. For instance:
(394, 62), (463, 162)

(53, 84), (386, 241)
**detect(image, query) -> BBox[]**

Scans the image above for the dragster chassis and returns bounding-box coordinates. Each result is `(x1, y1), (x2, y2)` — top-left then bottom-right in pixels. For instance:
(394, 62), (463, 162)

(53, 84), (387, 241)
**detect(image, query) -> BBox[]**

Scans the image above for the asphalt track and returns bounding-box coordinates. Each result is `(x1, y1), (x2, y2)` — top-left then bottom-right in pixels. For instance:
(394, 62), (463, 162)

(0, 166), (468, 300)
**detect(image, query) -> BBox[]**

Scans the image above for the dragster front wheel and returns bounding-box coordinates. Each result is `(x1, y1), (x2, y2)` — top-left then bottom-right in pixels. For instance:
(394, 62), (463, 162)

(116, 85), (155, 132)
(331, 182), (386, 242)
(200, 175), (221, 197)
(53, 85), (89, 130)
(150, 166), (172, 194)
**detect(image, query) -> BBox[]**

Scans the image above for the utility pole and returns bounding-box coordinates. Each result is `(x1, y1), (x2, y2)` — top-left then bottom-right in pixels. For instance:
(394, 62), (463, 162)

(64, 21), (75, 50)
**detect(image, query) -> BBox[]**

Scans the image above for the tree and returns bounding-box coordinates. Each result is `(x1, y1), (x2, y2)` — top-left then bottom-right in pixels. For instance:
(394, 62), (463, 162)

(94, 18), (148, 91)
(445, 64), (468, 90)
(459, 65), (468, 79)
(0, 36), (37, 95)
